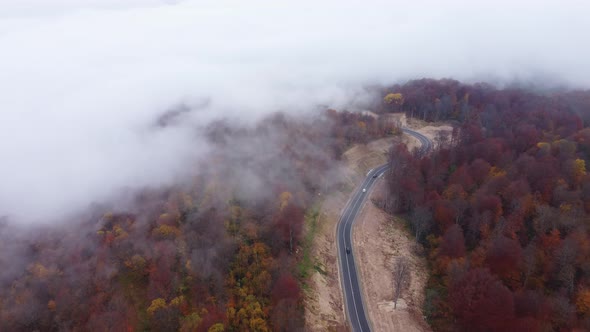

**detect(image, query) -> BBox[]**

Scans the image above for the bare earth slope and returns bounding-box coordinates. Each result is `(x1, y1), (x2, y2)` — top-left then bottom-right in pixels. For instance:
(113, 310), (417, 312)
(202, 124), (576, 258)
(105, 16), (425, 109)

(304, 136), (395, 331)
(305, 138), (393, 331)
(304, 118), (451, 332)
(352, 182), (431, 332)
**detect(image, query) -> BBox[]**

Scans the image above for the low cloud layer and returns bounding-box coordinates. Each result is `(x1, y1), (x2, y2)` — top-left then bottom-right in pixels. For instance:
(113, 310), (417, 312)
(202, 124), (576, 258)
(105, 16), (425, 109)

(1, 0), (589, 222)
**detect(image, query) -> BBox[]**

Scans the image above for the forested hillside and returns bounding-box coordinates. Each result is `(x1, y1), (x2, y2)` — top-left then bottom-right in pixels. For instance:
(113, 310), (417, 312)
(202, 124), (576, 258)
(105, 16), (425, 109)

(5, 77), (590, 332)
(0, 111), (395, 331)
(384, 79), (590, 331)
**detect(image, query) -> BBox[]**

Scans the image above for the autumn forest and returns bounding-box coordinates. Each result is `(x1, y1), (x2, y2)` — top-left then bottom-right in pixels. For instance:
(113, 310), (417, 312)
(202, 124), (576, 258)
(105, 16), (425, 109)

(0, 104), (393, 331)
(385, 79), (590, 331)
(2, 79), (590, 332)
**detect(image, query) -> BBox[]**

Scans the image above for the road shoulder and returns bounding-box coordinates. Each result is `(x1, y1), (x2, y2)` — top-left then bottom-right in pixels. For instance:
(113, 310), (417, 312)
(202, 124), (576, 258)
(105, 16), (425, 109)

(352, 180), (431, 332)
(303, 121), (451, 331)
(349, 123), (452, 332)
(303, 136), (397, 331)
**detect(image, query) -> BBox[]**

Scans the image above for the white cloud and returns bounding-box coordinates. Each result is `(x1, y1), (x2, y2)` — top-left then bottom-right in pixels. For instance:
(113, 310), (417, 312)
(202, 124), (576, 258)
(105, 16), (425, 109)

(0, 0), (589, 222)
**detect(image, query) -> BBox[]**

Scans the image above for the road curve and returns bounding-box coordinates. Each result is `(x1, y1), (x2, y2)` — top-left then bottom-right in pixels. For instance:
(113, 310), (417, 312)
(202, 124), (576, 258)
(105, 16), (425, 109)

(336, 128), (432, 332)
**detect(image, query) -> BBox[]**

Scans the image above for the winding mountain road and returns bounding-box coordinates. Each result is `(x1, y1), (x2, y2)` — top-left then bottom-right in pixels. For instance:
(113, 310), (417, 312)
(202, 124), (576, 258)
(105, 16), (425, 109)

(337, 128), (432, 332)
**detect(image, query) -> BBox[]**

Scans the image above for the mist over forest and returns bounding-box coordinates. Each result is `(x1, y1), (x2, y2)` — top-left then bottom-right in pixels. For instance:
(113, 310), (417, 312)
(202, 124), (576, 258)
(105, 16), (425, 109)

(1, 0), (589, 223)
(1, 1), (590, 331)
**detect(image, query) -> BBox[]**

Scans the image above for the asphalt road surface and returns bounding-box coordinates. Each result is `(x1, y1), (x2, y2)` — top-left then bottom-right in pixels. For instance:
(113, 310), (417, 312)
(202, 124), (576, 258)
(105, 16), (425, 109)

(337, 128), (432, 332)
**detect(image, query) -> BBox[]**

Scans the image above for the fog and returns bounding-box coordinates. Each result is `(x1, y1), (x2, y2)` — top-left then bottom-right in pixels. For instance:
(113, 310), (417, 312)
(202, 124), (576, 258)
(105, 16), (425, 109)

(1, 0), (589, 223)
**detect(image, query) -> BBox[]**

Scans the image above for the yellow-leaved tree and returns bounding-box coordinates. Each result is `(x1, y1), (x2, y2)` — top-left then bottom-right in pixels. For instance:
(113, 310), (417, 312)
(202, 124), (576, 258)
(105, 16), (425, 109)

(279, 191), (292, 211)
(384, 92), (404, 105)
(147, 298), (167, 316)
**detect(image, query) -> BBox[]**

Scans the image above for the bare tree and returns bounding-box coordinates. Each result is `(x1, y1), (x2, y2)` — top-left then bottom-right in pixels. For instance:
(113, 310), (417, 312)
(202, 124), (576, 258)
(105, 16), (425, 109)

(434, 129), (450, 150)
(410, 206), (433, 242)
(555, 239), (577, 295)
(533, 204), (558, 234)
(393, 257), (411, 309)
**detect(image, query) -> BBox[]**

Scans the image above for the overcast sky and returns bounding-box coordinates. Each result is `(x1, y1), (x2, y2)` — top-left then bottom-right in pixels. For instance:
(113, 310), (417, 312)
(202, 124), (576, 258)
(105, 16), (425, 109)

(1, 0), (589, 223)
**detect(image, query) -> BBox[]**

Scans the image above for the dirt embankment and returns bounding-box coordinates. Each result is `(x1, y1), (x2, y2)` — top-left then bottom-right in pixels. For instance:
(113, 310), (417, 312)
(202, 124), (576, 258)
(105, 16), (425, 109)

(303, 118), (452, 332)
(303, 136), (395, 331)
(352, 182), (431, 332)
(405, 117), (454, 152)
